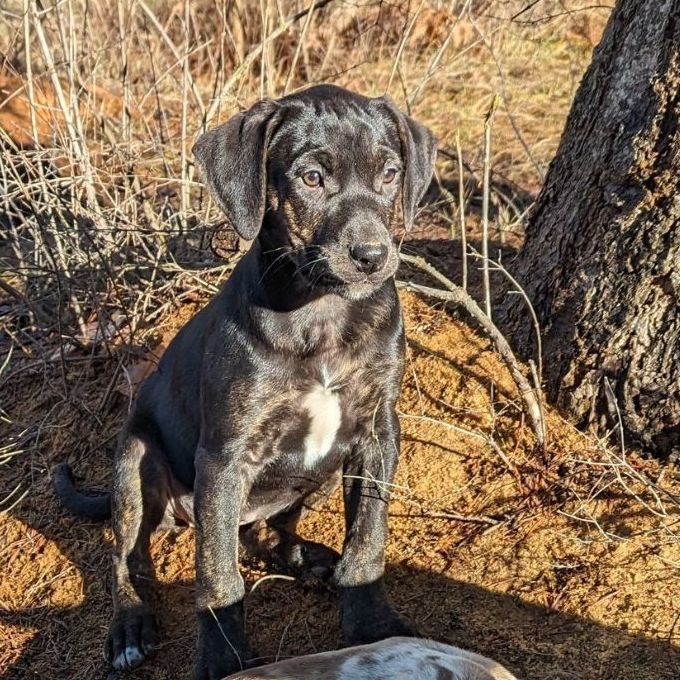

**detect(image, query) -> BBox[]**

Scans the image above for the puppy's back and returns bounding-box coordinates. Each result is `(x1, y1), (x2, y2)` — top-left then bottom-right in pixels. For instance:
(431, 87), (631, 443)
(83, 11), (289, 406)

(227, 637), (517, 680)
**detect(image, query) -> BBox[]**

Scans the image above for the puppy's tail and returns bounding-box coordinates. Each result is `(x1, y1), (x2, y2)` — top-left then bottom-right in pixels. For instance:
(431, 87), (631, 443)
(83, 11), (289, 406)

(52, 463), (111, 521)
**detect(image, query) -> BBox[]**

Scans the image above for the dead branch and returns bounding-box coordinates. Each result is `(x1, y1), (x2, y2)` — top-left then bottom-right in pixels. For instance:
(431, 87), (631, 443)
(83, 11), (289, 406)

(398, 252), (546, 448)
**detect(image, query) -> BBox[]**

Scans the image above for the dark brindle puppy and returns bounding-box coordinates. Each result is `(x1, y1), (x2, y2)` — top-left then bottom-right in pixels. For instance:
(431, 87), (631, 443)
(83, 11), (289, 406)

(53, 84), (436, 679)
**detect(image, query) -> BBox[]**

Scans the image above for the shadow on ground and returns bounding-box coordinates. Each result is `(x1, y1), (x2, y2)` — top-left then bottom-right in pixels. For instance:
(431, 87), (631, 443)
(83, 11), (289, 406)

(1, 236), (677, 680)
(2, 497), (678, 680)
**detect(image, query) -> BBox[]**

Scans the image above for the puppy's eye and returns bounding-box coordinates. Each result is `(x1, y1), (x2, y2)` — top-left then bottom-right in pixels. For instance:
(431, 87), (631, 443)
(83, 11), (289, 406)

(382, 167), (398, 184)
(301, 170), (322, 188)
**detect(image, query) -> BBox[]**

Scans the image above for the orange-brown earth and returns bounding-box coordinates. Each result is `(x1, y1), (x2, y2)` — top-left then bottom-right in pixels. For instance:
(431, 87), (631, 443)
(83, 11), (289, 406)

(1, 288), (679, 680)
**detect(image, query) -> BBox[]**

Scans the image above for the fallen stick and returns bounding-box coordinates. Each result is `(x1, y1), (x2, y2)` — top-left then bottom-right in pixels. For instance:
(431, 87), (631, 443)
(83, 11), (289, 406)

(398, 252), (546, 448)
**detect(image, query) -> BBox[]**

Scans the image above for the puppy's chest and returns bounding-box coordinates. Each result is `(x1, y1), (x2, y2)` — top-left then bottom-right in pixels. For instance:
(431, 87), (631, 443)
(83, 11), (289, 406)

(297, 376), (343, 467)
(256, 362), (378, 469)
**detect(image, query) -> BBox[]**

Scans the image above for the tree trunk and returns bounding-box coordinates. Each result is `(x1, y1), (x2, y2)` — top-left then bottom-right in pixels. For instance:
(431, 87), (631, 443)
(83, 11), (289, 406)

(499, 0), (680, 458)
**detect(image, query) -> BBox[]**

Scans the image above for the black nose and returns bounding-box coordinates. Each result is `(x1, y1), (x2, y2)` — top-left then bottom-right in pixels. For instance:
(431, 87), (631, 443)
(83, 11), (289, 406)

(349, 242), (388, 275)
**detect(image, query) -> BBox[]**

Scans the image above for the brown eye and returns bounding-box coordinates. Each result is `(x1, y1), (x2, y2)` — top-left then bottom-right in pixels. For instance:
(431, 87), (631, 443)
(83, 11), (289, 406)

(302, 170), (322, 188)
(383, 167), (398, 184)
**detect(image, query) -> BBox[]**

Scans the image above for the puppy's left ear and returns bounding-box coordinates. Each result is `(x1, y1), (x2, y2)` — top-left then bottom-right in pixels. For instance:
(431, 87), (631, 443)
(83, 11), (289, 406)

(376, 96), (437, 229)
(193, 99), (280, 240)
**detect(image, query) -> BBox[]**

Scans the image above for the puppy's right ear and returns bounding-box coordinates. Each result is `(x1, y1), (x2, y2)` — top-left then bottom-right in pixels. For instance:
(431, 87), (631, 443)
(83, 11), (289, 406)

(193, 100), (280, 240)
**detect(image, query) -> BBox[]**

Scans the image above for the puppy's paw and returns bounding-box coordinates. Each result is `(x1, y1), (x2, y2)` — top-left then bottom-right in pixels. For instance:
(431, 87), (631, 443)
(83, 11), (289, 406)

(104, 606), (158, 670)
(195, 604), (249, 680)
(339, 582), (418, 646)
(286, 540), (340, 582)
(343, 605), (418, 646)
(193, 644), (249, 680)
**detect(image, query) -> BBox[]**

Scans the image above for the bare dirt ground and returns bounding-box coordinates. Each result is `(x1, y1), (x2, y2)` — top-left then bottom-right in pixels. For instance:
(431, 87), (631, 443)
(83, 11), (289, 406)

(1, 281), (679, 679)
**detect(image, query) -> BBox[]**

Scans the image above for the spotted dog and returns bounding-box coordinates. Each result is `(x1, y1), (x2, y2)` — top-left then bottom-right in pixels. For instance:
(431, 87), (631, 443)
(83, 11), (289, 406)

(53, 84), (437, 679)
(229, 637), (518, 680)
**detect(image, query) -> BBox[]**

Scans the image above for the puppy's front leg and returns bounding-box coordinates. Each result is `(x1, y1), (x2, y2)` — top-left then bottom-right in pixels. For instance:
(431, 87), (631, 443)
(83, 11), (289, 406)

(334, 405), (417, 645)
(194, 447), (249, 680)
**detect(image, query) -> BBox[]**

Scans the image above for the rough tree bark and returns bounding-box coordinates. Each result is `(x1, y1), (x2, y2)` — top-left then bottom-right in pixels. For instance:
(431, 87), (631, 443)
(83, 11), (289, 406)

(499, 0), (679, 457)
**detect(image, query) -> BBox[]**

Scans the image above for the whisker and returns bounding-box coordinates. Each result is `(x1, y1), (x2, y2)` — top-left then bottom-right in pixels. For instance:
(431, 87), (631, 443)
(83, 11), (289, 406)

(304, 260), (324, 286)
(258, 251), (294, 283)
(309, 268), (333, 292)
(261, 246), (292, 255)
(258, 245), (311, 283)
(397, 244), (421, 255)
(296, 256), (328, 274)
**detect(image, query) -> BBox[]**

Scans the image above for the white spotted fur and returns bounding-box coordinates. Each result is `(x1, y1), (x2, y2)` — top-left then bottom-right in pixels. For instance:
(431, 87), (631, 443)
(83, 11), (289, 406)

(227, 637), (517, 679)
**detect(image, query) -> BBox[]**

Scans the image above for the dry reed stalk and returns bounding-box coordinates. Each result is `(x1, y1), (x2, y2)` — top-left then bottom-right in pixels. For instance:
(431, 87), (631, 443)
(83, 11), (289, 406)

(30, 0), (97, 211)
(203, 0), (337, 127)
(409, 0), (472, 106)
(138, 0), (206, 116)
(468, 248), (543, 388)
(284, 0), (317, 94)
(481, 93), (499, 320)
(180, 0), (191, 231)
(21, 0), (39, 145)
(386, 0), (425, 95)
(456, 129), (468, 291)
(469, 8), (545, 184)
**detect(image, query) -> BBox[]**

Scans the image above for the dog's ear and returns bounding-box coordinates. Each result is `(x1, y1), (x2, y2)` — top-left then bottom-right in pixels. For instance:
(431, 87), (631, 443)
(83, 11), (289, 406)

(193, 100), (280, 240)
(376, 96), (437, 229)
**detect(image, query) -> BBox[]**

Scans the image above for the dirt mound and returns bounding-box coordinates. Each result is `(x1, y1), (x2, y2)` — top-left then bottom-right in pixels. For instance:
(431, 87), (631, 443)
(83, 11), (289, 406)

(1, 290), (678, 679)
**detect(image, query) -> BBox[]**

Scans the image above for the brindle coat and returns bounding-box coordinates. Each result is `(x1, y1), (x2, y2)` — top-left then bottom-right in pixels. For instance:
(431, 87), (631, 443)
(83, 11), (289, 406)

(53, 84), (437, 679)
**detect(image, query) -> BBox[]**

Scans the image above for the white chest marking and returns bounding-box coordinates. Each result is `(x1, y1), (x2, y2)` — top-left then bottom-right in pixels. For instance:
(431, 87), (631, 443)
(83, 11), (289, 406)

(301, 377), (342, 468)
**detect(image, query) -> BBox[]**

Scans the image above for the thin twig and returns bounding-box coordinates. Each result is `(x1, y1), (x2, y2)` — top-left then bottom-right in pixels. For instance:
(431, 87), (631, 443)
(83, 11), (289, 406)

(481, 94), (499, 320)
(468, 247), (543, 387)
(456, 130), (468, 291)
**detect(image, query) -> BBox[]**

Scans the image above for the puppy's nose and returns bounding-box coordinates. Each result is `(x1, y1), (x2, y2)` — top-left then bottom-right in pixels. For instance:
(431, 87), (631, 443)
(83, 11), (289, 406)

(349, 242), (388, 274)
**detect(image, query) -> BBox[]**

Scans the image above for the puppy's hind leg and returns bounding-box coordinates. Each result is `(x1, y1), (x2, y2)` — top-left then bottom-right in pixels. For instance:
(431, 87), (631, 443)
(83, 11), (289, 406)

(241, 515), (340, 583)
(241, 475), (342, 582)
(105, 432), (167, 671)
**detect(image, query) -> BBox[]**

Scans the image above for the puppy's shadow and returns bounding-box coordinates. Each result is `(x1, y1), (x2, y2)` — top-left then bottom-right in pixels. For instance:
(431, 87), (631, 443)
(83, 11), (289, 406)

(2, 494), (679, 680)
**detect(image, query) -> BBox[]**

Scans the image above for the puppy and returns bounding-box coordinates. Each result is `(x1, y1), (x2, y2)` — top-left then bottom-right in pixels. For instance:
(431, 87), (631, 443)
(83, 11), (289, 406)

(54, 84), (437, 679)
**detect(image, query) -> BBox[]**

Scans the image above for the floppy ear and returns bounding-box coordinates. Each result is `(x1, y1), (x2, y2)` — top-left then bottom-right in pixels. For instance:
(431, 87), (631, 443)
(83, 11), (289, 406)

(377, 96), (437, 229)
(193, 99), (280, 240)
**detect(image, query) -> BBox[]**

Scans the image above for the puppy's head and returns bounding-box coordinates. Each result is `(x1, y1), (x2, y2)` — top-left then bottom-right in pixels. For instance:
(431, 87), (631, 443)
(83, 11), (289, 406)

(194, 84), (437, 299)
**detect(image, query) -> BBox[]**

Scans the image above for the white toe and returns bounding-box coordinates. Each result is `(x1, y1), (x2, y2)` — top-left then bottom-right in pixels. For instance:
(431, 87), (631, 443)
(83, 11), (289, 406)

(125, 645), (145, 668)
(112, 645), (145, 670)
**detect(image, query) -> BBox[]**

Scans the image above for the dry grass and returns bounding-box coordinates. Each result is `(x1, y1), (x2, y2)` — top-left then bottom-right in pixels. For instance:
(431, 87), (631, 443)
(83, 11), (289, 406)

(0, 0), (608, 449)
(0, 0), (606, 375)
(4, 2), (680, 679)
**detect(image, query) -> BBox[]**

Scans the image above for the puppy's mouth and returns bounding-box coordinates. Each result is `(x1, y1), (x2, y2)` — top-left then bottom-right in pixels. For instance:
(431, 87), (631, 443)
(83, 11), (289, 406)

(287, 246), (333, 285)
(274, 244), (397, 298)
(310, 245), (399, 298)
